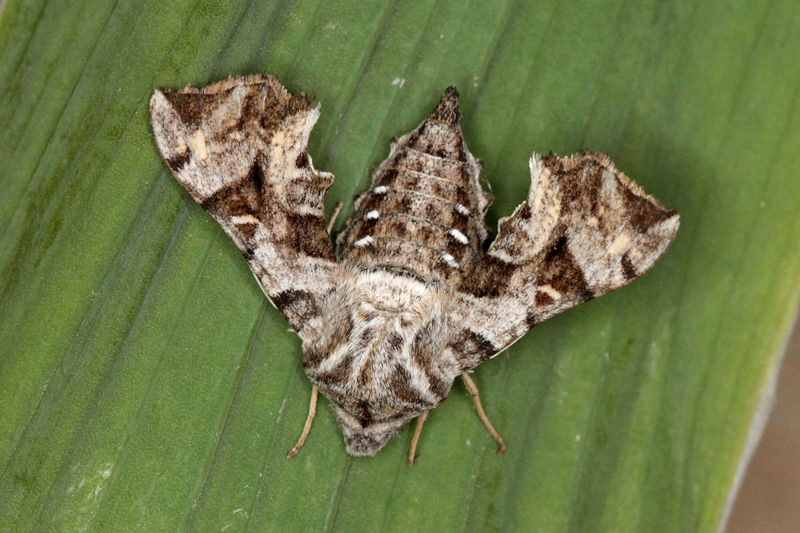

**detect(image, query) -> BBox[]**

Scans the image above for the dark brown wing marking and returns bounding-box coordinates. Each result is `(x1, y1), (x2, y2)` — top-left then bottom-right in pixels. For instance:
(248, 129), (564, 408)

(450, 151), (679, 369)
(149, 75), (339, 331)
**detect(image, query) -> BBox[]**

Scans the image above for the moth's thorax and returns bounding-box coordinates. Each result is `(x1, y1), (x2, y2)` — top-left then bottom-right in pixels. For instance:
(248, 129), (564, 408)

(336, 88), (492, 287)
(301, 267), (461, 455)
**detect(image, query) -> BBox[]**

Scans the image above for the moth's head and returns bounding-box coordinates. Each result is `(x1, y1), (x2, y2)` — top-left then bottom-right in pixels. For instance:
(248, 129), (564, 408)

(301, 314), (458, 455)
(299, 272), (461, 455)
(332, 405), (412, 456)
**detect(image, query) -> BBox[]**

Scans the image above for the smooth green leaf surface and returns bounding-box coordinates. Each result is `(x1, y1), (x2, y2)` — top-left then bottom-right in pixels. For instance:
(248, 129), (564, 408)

(1, 1), (799, 531)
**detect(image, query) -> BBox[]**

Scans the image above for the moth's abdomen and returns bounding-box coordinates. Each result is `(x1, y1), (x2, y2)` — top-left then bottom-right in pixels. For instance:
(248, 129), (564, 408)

(337, 87), (491, 286)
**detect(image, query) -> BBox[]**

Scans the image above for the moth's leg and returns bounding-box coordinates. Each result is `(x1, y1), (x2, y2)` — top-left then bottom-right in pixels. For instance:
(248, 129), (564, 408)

(407, 411), (429, 466)
(327, 201), (344, 234)
(287, 385), (318, 459)
(461, 373), (506, 455)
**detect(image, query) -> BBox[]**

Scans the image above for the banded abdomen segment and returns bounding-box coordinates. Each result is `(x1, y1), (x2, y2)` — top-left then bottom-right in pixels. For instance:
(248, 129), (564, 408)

(337, 87), (491, 286)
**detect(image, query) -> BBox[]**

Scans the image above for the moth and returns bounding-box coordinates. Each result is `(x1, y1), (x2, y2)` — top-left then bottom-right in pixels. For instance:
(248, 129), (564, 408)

(149, 75), (679, 463)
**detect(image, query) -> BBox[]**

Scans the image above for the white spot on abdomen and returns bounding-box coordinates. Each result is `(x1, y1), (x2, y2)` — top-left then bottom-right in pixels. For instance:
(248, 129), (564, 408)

(364, 210), (380, 220)
(373, 186), (388, 194)
(448, 228), (468, 244)
(441, 253), (460, 269)
(456, 204), (470, 216)
(354, 236), (374, 247)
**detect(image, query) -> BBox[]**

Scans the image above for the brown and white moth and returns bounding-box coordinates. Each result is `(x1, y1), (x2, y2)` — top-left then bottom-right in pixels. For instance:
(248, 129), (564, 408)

(149, 75), (679, 463)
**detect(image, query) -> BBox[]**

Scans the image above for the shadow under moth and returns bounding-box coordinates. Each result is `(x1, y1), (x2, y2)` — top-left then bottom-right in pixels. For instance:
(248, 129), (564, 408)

(149, 75), (679, 464)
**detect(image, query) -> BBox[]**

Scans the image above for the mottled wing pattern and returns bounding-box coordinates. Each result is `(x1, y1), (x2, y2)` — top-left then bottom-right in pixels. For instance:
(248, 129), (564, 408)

(450, 151), (680, 370)
(149, 75), (338, 332)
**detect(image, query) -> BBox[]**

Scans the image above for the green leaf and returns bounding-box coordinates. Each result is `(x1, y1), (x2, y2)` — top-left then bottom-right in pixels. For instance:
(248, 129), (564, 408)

(1, 0), (798, 531)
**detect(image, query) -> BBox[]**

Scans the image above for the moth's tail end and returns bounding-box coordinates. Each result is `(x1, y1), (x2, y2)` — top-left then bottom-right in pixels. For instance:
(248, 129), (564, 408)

(430, 85), (461, 124)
